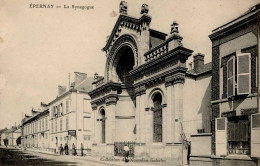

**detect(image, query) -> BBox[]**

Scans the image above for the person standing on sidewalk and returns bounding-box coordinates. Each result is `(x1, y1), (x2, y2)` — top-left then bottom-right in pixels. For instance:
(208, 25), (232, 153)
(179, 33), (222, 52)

(64, 143), (69, 155)
(81, 143), (84, 157)
(72, 143), (77, 156)
(59, 144), (64, 155)
(123, 144), (130, 163)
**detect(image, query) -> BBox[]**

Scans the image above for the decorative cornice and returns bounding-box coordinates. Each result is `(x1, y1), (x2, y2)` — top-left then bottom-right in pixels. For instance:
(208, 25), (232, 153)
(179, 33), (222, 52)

(105, 96), (118, 106)
(91, 94), (118, 108)
(103, 14), (151, 52)
(165, 73), (185, 86)
(129, 46), (192, 76)
(134, 66), (187, 88)
(91, 103), (97, 111)
(115, 116), (135, 119)
(88, 81), (121, 99)
(135, 84), (146, 96)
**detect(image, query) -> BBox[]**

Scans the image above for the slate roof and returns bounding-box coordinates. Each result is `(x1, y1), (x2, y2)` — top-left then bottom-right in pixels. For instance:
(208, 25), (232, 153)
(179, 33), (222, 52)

(187, 62), (212, 77)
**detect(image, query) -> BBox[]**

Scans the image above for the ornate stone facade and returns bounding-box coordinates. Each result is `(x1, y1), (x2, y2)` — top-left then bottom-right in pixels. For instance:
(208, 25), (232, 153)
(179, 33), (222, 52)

(89, 2), (212, 165)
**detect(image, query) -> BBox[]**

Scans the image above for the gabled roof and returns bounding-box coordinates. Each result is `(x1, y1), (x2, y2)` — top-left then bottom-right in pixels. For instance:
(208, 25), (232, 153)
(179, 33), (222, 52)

(103, 14), (152, 52)
(48, 77), (93, 106)
(0, 128), (8, 134)
(3, 127), (18, 133)
(209, 3), (260, 40)
(22, 109), (49, 125)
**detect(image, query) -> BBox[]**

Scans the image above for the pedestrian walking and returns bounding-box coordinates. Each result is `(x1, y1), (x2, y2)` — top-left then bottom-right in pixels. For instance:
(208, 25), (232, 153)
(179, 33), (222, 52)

(72, 143), (77, 156)
(123, 144), (130, 163)
(64, 143), (69, 155)
(81, 143), (84, 156)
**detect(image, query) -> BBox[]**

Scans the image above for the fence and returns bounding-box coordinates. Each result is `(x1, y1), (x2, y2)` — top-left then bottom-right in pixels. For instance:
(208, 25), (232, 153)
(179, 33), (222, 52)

(114, 141), (135, 157)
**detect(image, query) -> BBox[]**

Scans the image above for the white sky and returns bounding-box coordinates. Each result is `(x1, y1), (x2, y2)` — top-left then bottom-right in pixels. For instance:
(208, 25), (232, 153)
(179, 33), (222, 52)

(0, 0), (259, 128)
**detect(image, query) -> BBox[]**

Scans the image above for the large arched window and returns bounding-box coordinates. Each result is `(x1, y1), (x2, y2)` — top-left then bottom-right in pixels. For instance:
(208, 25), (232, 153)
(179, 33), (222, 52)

(100, 109), (106, 144)
(115, 46), (134, 84)
(153, 93), (163, 142)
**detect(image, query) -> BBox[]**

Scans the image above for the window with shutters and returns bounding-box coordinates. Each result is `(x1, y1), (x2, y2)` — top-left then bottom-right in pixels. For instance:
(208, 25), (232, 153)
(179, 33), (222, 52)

(66, 117), (69, 131)
(252, 114), (260, 129)
(251, 113), (260, 157)
(57, 105), (60, 117)
(66, 100), (69, 113)
(237, 53), (251, 95)
(61, 103), (63, 115)
(227, 116), (250, 155)
(224, 50), (253, 99)
(39, 120), (41, 132)
(60, 119), (63, 132)
(46, 117), (48, 130)
(227, 57), (235, 98)
(55, 119), (57, 133)
(52, 106), (55, 118)
(42, 119), (44, 131)
(51, 121), (54, 133)
(153, 93), (163, 143)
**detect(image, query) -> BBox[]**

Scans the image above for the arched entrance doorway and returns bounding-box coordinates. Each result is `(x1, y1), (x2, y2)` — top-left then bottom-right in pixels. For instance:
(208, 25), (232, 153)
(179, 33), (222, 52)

(112, 46), (135, 85)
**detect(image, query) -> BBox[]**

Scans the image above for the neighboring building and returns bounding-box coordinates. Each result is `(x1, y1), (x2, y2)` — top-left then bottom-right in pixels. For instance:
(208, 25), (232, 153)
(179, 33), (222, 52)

(89, 2), (212, 165)
(9, 127), (21, 147)
(1, 129), (9, 147)
(1, 126), (21, 147)
(49, 72), (93, 154)
(21, 105), (49, 150)
(0, 128), (8, 146)
(209, 3), (260, 166)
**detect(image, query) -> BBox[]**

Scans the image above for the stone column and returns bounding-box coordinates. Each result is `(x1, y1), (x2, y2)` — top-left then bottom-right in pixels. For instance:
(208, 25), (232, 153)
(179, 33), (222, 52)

(135, 94), (141, 143)
(139, 85), (146, 143)
(105, 96), (117, 144)
(91, 103), (98, 144)
(162, 103), (167, 144)
(165, 81), (174, 143)
(172, 73), (185, 143)
(147, 106), (153, 144)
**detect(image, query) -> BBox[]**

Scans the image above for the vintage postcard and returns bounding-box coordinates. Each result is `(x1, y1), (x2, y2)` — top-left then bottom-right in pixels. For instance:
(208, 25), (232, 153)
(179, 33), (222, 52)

(0, 0), (260, 165)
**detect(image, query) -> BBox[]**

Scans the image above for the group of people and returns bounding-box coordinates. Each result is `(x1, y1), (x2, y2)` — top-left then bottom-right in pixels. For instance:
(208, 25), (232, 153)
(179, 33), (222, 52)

(56, 143), (84, 156)
(57, 143), (69, 155)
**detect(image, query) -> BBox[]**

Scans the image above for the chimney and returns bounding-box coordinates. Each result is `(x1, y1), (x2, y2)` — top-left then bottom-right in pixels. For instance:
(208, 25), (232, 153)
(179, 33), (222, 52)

(58, 85), (67, 96)
(193, 53), (205, 73)
(74, 72), (87, 86)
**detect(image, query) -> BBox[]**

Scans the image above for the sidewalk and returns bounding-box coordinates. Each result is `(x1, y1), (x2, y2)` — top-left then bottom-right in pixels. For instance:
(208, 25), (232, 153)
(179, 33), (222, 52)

(24, 148), (182, 166)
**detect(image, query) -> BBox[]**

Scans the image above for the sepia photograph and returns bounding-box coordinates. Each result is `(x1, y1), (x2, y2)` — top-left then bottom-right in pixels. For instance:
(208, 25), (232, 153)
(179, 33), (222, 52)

(0, 0), (260, 165)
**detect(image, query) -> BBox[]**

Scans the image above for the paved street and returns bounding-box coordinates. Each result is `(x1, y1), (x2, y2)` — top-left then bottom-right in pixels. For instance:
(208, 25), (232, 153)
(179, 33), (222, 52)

(0, 147), (119, 166)
(0, 147), (79, 166)
(0, 147), (179, 166)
